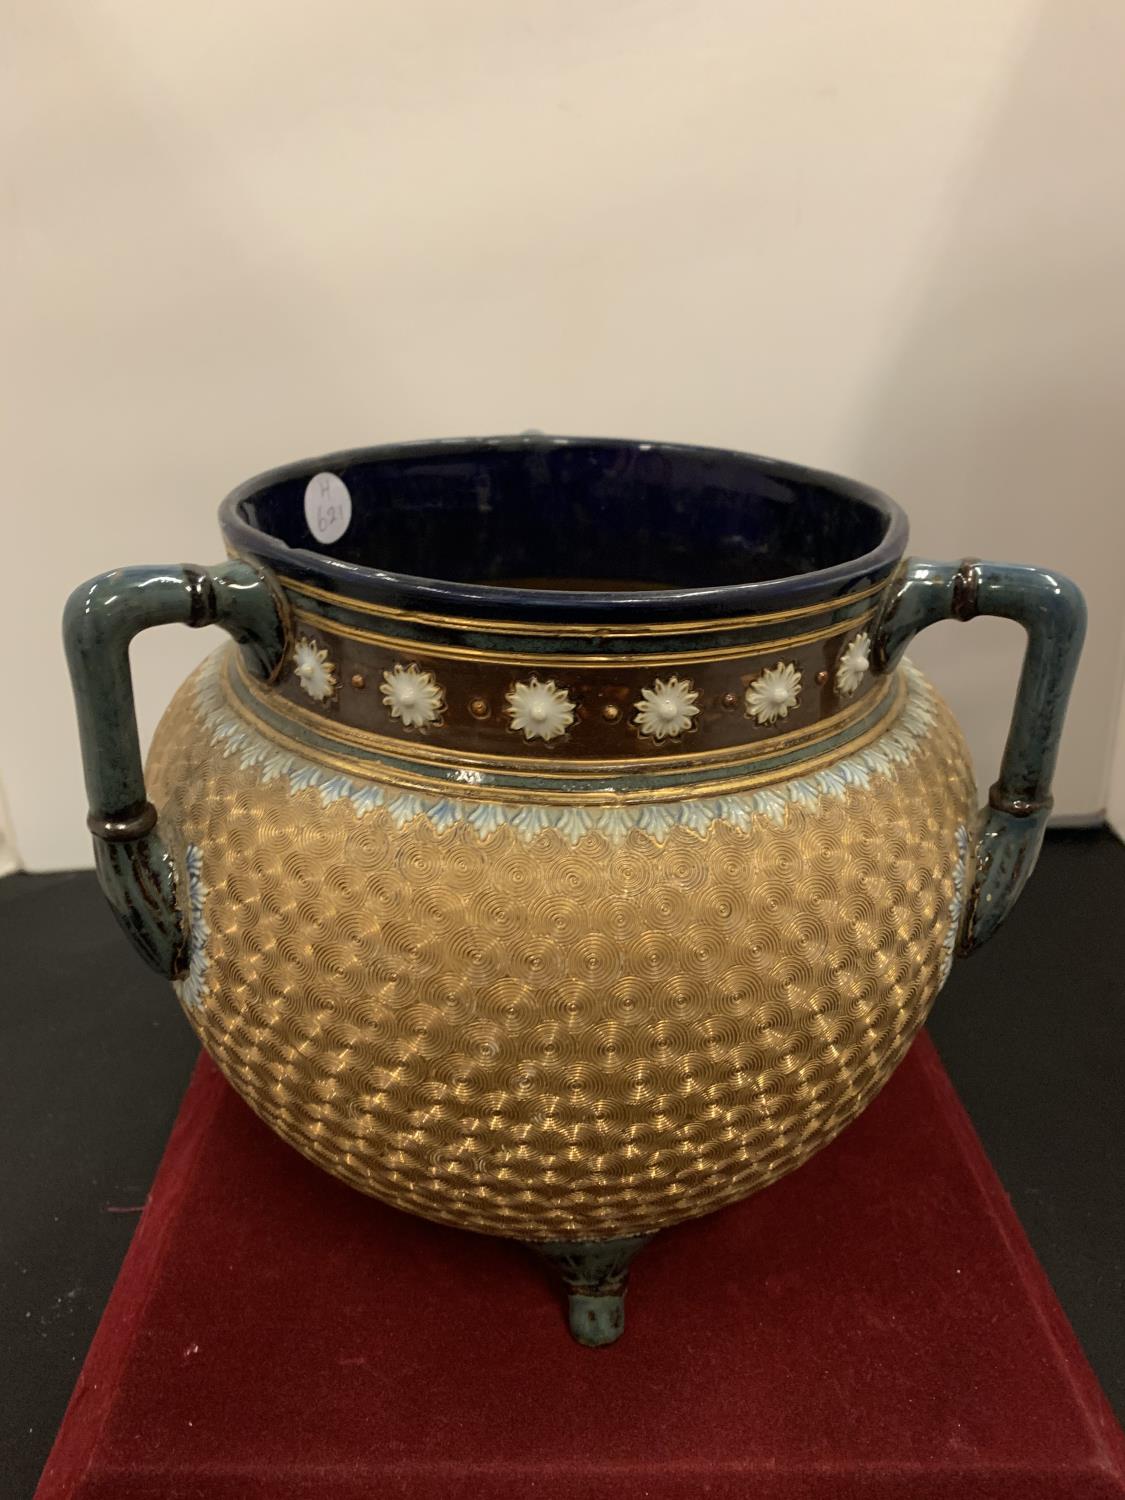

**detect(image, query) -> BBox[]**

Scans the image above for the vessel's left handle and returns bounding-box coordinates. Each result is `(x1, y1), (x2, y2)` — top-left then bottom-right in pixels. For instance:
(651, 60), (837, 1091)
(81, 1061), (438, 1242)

(63, 562), (288, 977)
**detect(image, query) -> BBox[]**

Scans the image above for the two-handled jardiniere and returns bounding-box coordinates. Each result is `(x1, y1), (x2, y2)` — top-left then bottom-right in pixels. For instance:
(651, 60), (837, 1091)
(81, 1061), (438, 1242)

(64, 436), (1085, 1345)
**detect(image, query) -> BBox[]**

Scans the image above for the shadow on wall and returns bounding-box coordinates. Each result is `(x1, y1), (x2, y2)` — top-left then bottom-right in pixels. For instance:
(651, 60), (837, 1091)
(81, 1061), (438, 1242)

(0, 779), (19, 875)
(852, 0), (1125, 820)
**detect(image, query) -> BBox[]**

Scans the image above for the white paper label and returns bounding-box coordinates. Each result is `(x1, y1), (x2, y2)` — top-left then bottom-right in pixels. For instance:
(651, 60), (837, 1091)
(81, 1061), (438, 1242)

(303, 472), (352, 545)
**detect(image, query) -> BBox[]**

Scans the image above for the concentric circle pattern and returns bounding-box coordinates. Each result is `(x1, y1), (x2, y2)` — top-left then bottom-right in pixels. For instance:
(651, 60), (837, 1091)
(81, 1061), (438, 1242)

(146, 663), (975, 1241)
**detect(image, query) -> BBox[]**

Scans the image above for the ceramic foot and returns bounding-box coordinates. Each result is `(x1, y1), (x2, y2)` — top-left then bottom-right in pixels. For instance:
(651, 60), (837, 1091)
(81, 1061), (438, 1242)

(534, 1233), (655, 1347)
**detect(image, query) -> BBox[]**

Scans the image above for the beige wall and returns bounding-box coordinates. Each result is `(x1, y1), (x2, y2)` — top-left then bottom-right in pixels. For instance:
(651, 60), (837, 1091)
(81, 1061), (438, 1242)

(4, 0), (1123, 870)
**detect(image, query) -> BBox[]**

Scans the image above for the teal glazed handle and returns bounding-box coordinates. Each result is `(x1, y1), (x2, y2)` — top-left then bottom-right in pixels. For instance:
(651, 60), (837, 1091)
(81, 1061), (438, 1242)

(63, 562), (288, 977)
(872, 559), (1086, 953)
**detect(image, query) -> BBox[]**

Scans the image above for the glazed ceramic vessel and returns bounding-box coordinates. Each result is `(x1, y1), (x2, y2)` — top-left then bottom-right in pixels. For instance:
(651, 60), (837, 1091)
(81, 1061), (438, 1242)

(65, 436), (1084, 1345)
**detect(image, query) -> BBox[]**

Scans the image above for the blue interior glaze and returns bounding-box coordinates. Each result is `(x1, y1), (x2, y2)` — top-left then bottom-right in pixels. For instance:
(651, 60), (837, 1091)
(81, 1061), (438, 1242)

(220, 435), (908, 623)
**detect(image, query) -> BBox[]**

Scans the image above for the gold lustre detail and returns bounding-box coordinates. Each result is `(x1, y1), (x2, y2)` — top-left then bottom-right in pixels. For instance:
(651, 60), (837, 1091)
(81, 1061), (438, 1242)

(146, 667), (975, 1242)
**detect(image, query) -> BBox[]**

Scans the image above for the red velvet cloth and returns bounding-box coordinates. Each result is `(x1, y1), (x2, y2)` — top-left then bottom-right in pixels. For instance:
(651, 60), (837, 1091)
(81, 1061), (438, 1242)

(37, 1033), (1125, 1500)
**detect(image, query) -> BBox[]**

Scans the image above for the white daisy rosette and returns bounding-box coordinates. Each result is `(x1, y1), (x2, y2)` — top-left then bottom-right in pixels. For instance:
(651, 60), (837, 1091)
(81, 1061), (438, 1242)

(380, 663), (444, 730)
(633, 675), (700, 741)
(505, 676), (576, 742)
(745, 661), (802, 725)
(836, 630), (871, 697)
(292, 636), (337, 703)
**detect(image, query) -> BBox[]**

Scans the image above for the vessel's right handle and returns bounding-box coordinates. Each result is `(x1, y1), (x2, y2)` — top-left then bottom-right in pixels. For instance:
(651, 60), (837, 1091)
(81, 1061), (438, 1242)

(871, 559), (1085, 954)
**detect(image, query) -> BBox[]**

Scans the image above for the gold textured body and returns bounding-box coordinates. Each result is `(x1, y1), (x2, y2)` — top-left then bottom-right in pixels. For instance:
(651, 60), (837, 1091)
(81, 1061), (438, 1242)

(147, 651), (974, 1242)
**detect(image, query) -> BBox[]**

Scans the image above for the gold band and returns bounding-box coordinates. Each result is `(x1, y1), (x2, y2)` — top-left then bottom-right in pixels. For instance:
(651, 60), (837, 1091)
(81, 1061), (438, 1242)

(289, 603), (878, 667)
(271, 569), (888, 638)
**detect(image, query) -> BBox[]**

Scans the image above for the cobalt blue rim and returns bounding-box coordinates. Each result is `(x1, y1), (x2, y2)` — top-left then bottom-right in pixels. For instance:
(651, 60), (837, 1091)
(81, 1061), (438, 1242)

(219, 434), (909, 625)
